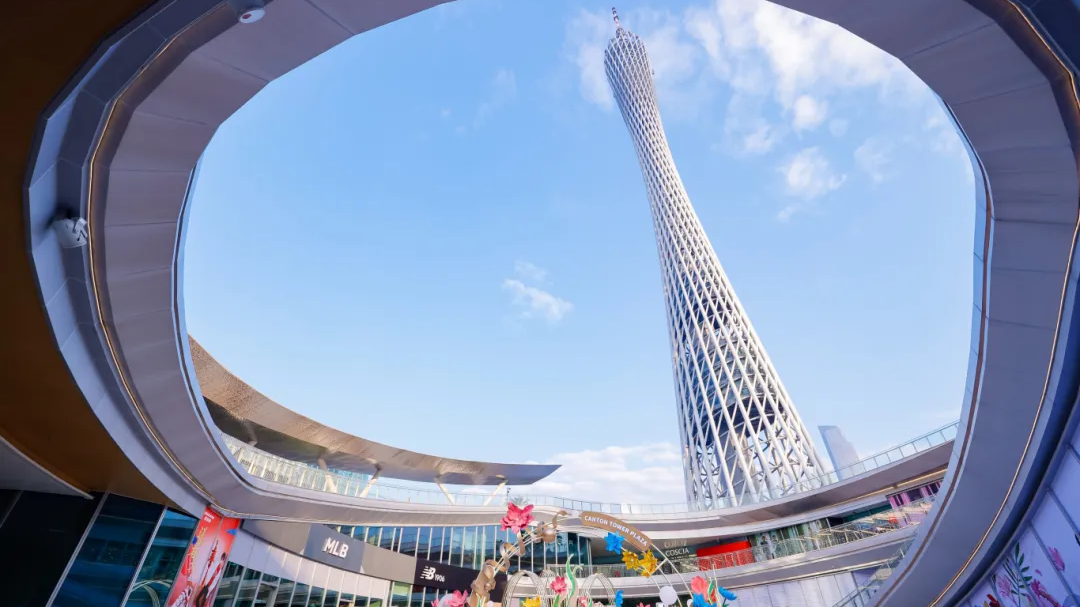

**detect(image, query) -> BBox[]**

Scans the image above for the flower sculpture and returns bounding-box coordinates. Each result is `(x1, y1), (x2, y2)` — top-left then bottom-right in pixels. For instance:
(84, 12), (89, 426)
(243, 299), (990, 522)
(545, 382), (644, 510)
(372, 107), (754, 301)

(551, 576), (568, 596)
(501, 503), (535, 533)
(614, 590), (624, 607)
(690, 577), (709, 596)
(1048, 546), (1065, 572)
(717, 587), (737, 603)
(605, 532), (625, 552)
(522, 598), (542, 607)
(621, 550), (640, 570)
(635, 551), (659, 577)
(446, 591), (470, 607)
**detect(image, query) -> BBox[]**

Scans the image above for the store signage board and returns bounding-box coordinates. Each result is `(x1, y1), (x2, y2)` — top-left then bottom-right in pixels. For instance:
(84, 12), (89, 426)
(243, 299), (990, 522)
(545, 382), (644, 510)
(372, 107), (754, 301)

(579, 512), (651, 551)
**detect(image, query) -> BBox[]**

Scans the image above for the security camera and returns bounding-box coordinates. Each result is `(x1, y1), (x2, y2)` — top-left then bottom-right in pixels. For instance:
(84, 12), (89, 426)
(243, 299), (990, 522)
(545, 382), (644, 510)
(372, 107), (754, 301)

(52, 216), (88, 249)
(228, 0), (266, 23)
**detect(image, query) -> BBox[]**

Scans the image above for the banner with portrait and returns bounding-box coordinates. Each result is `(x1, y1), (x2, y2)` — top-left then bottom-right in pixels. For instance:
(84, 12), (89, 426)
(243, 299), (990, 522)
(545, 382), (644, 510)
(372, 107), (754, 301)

(165, 506), (241, 607)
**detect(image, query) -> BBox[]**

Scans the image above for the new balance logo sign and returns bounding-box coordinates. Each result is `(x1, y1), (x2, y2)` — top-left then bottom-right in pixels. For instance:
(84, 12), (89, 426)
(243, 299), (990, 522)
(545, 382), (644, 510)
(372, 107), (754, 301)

(419, 566), (445, 583)
(322, 538), (349, 558)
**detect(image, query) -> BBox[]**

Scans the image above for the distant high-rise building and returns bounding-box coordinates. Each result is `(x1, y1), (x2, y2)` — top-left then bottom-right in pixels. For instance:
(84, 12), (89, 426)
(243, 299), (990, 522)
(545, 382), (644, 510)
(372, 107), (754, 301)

(603, 8), (826, 506)
(820, 425), (864, 480)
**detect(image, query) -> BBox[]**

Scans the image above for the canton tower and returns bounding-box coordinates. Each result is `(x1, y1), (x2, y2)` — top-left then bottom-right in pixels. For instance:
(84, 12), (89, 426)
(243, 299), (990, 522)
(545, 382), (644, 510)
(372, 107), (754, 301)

(604, 9), (826, 506)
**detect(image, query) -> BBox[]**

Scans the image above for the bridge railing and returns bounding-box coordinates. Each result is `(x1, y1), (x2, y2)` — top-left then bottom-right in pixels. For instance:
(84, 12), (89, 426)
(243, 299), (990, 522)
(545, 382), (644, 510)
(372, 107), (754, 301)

(220, 421), (957, 514)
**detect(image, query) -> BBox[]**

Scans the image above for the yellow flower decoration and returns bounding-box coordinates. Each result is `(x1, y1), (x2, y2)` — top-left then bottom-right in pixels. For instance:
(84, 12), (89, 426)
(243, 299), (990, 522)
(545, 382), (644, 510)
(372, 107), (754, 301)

(523, 597), (542, 607)
(621, 549), (640, 569)
(635, 551), (659, 577)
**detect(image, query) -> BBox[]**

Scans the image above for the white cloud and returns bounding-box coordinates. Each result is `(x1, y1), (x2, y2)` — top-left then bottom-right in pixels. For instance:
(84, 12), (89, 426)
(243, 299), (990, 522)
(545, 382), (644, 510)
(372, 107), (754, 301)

(513, 260), (549, 284)
(519, 443), (685, 504)
(792, 95), (827, 131)
(743, 122), (782, 154)
(723, 92), (785, 155)
(854, 138), (892, 183)
(440, 108), (452, 119)
(566, 10), (616, 111)
(567, 9), (707, 119)
(778, 147), (845, 219)
(567, 0), (930, 137)
(828, 118), (849, 137)
(502, 279), (573, 324)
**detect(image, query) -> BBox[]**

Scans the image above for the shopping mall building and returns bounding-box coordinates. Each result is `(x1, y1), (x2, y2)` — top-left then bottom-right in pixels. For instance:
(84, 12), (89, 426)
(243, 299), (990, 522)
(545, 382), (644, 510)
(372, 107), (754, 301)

(4, 0), (1080, 606)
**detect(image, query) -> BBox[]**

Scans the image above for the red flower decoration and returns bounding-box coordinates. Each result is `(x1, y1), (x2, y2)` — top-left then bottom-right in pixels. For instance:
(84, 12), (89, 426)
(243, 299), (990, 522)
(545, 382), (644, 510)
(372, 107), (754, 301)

(550, 577), (568, 595)
(446, 591), (470, 607)
(500, 503), (535, 533)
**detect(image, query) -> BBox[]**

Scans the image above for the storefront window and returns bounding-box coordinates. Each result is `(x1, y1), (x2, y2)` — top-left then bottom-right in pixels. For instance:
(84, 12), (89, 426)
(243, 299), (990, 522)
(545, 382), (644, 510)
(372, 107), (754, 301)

(341, 592), (356, 607)
(323, 589), (340, 607)
(256, 581), (276, 607)
(213, 562), (245, 607)
(308, 587), (325, 607)
(235, 567), (264, 607)
(52, 494), (164, 607)
(275, 580), (296, 607)
(418, 528), (431, 559)
(390, 582), (410, 607)
(124, 509), (199, 607)
(290, 583), (310, 607)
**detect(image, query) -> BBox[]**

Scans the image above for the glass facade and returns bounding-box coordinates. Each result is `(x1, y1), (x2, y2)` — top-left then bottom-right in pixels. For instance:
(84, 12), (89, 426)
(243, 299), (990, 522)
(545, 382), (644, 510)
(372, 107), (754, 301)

(209, 560), (382, 607)
(0, 490), (102, 607)
(0, 490), (202, 607)
(124, 509), (200, 606)
(327, 525), (592, 573)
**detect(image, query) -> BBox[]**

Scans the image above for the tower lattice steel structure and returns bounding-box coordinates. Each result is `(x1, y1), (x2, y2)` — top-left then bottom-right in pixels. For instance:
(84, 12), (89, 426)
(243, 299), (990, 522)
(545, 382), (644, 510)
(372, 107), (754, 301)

(604, 9), (827, 506)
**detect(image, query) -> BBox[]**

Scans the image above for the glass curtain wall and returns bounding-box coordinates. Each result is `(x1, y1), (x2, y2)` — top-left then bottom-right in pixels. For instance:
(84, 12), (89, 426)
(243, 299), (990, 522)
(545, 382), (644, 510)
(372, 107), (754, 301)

(124, 509), (200, 606)
(209, 561), (379, 607)
(329, 525), (593, 573)
(52, 494), (165, 607)
(0, 490), (102, 607)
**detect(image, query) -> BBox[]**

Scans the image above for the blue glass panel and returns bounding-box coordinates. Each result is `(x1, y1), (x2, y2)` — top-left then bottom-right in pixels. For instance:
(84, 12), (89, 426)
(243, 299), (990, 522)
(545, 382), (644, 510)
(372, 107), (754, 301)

(123, 509), (198, 607)
(53, 494), (163, 607)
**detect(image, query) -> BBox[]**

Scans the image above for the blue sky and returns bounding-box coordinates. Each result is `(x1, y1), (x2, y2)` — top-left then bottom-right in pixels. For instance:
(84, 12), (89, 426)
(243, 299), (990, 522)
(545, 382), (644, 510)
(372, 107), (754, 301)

(184, 0), (974, 503)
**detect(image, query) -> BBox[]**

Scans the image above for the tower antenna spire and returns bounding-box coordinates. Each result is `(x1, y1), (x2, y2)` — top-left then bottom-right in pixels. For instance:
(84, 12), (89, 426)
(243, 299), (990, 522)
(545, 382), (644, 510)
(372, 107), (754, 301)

(612, 6), (621, 29)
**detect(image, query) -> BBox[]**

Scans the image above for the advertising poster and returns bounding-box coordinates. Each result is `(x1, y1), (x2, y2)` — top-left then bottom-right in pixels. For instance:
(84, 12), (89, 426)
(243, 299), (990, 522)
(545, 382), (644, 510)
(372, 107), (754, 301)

(165, 506), (241, 607)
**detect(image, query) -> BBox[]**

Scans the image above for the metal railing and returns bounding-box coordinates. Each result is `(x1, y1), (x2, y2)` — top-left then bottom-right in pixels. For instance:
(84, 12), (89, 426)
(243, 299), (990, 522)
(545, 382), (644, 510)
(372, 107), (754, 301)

(221, 421), (957, 514)
(829, 536), (918, 607)
(576, 497), (932, 579)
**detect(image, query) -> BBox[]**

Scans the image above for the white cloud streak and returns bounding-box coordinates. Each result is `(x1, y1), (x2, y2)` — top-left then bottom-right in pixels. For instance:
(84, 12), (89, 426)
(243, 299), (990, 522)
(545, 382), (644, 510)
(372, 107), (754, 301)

(792, 95), (827, 131)
(520, 443), (685, 504)
(778, 147), (845, 219)
(513, 260), (549, 284)
(854, 138), (892, 183)
(502, 261), (573, 324)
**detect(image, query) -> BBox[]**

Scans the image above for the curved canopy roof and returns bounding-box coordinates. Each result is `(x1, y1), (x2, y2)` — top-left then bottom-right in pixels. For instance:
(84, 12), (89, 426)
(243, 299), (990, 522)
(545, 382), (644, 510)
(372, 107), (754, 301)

(190, 338), (558, 485)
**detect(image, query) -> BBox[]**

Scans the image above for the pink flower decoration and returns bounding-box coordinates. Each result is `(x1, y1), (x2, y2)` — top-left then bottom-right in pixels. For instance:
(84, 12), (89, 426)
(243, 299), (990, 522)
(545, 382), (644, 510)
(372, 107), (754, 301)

(447, 591), (470, 607)
(1049, 547), (1065, 572)
(500, 503), (535, 533)
(431, 601), (439, 607)
(636, 603), (649, 607)
(690, 576), (709, 596)
(550, 577), (568, 595)
(996, 575), (1011, 600)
